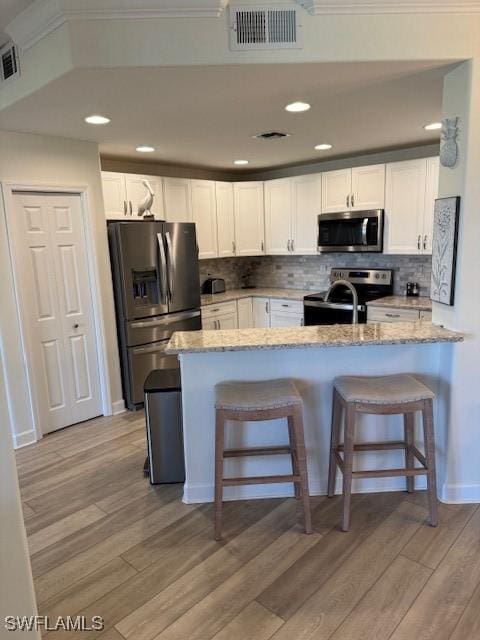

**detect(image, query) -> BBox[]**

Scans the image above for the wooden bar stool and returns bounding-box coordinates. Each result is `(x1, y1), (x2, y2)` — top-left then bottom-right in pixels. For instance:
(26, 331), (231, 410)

(327, 374), (438, 532)
(214, 379), (312, 541)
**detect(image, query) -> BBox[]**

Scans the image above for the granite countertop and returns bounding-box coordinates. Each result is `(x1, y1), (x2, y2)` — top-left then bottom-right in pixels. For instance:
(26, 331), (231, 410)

(167, 321), (462, 354)
(201, 288), (309, 307)
(367, 296), (432, 311)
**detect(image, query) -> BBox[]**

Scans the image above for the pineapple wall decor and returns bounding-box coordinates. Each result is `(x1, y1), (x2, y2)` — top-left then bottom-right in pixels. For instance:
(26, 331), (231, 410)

(430, 196), (460, 306)
(440, 117), (459, 168)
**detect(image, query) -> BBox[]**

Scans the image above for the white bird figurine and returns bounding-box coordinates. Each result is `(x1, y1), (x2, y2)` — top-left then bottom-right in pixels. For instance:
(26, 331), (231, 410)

(137, 180), (155, 219)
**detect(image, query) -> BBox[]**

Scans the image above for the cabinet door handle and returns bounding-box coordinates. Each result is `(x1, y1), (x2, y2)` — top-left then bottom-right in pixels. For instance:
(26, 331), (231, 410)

(261, 241), (264, 252)
(287, 239), (290, 252)
(129, 200), (133, 216)
(386, 313), (401, 318)
(123, 200), (127, 216)
(291, 238), (295, 252)
(215, 319), (219, 329)
(351, 193), (355, 208)
(417, 235), (421, 250)
(265, 301), (269, 314)
(423, 235), (427, 250)
(232, 240), (236, 254)
(346, 194), (350, 208)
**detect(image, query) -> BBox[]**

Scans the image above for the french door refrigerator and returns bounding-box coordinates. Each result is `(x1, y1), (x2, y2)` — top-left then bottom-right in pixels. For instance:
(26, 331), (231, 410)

(108, 220), (201, 409)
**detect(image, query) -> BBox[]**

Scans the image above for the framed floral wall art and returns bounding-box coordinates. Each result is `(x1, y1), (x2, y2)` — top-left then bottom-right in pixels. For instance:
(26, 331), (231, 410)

(430, 196), (461, 306)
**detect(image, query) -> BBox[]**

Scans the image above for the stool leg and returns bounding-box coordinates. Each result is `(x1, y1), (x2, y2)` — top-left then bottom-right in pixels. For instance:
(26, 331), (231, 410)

(422, 399), (438, 527)
(404, 412), (415, 493)
(291, 406), (313, 534)
(341, 404), (356, 532)
(214, 410), (225, 540)
(288, 416), (300, 499)
(327, 388), (342, 498)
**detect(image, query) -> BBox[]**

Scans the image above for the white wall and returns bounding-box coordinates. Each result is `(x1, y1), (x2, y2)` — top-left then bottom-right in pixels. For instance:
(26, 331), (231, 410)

(0, 131), (124, 447)
(0, 362), (40, 639)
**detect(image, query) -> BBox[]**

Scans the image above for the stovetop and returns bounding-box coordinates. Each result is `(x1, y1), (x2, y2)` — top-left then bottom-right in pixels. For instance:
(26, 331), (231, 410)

(304, 268), (393, 305)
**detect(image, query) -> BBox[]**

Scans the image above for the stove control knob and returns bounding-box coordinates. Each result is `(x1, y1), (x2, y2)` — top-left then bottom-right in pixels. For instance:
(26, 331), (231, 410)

(375, 273), (379, 279)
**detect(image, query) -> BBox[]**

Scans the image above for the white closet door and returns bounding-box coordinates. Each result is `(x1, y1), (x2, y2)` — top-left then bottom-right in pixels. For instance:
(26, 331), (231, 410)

(321, 169), (351, 213)
(423, 157), (440, 254)
(215, 182), (236, 257)
(125, 174), (165, 219)
(292, 173), (322, 254)
(264, 178), (292, 255)
(351, 164), (385, 210)
(10, 193), (102, 434)
(191, 180), (218, 259)
(163, 178), (192, 222)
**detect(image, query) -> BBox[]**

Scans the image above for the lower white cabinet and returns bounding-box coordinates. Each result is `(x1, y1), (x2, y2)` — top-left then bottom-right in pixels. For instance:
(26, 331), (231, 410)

(367, 305), (431, 323)
(237, 297), (254, 329)
(270, 299), (304, 327)
(201, 301), (238, 330)
(252, 297), (271, 328)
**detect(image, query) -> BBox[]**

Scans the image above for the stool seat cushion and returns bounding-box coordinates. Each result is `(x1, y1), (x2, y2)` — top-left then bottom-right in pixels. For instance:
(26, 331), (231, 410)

(215, 379), (302, 412)
(334, 374), (434, 405)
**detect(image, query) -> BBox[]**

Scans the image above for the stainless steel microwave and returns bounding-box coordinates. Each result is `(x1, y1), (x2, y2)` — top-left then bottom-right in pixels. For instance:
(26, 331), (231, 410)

(317, 209), (384, 253)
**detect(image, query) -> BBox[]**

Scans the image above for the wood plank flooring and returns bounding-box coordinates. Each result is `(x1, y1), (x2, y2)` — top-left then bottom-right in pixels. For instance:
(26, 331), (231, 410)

(15, 412), (480, 639)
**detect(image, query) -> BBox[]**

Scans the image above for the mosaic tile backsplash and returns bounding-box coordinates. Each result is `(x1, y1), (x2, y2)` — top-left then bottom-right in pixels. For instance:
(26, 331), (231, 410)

(200, 254), (432, 297)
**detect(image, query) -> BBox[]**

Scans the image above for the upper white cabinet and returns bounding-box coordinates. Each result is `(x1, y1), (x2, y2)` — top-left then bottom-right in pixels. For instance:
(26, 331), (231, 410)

(423, 157), (440, 254)
(322, 165), (385, 213)
(215, 182), (236, 258)
(101, 172), (164, 219)
(191, 180), (218, 259)
(265, 174), (321, 255)
(163, 177), (192, 223)
(265, 178), (292, 255)
(291, 173), (322, 255)
(233, 182), (265, 256)
(384, 158), (433, 255)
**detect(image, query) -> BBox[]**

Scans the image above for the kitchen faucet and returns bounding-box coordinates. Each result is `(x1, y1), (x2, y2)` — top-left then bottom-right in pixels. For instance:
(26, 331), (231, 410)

(324, 279), (359, 325)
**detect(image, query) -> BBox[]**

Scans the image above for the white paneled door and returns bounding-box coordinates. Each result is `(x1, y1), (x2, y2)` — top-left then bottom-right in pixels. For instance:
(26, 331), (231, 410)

(10, 193), (102, 435)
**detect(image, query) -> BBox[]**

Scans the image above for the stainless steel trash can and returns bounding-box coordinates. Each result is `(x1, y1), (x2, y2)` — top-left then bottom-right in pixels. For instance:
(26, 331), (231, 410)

(144, 369), (185, 484)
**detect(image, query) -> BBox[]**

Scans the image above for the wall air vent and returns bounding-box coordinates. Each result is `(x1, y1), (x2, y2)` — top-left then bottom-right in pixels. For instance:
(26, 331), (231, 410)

(254, 131), (291, 140)
(229, 6), (302, 50)
(0, 43), (19, 82)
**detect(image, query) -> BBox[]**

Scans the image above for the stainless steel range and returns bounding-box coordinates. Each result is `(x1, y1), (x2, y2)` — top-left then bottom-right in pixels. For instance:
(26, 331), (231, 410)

(303, 268), (393, 325)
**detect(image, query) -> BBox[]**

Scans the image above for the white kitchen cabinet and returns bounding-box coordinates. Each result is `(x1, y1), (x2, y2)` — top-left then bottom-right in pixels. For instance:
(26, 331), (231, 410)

(201, 317), (218, 330)
(252, 297), (270, 328)
(367, 306), (420, 323)
(291, 173), (322, 254)
(101, 172), (128, 219)
(270, 299), (304, 327)
(201, 301), (238, 330)
(351, 164), (386, 211)
(125, 174), (164, 219)
(321, 169), (351, 213)
(237, 297), (254, 329)
(216, 182), (236, 257)
(233, 182), (265, 256)
(163, 177), (192, 223)
(217, 312), (238, 330)
(191, 180), (217, 259)
(384, 159), (427, 254)
(423, 157), (439, 254)
(322, 165), (385, 213)
(264, 178), (292, 255)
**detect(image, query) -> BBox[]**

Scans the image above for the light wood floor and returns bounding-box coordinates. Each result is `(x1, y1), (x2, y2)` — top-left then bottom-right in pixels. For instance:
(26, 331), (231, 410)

(16, 412), (480, 640)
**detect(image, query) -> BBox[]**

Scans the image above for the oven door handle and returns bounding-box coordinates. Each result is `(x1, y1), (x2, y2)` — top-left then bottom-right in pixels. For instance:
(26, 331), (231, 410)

(304, 301), (366, 311)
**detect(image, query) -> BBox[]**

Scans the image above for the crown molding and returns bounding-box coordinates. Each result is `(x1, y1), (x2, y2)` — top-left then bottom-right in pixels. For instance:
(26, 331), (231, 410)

(297, 0), (480, 14)
(6, 0), (229, 51)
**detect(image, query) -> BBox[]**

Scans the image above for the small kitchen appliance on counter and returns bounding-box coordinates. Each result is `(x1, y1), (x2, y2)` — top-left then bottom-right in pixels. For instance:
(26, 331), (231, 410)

(202, 277), (226, 294)
(406, 282), (420, 297)
(304, 268), (393, 325)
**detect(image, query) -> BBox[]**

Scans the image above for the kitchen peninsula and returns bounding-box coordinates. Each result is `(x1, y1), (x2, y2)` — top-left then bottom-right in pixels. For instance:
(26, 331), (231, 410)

(167, 322), (462, 504)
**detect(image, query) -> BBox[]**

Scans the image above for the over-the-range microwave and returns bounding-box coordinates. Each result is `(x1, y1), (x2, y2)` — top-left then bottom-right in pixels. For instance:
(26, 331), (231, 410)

(317, 209), (384, 253)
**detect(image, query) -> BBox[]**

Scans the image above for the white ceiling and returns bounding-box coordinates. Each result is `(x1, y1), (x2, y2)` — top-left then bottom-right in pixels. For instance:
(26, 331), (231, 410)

(0, 0), (34, 46)
(0, 60), (449, 171)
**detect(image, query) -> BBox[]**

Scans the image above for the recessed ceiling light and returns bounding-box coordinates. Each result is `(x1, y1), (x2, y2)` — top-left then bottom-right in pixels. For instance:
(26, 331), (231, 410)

(84, 114), (110, 125)
(285, 101), (311, 113)
(424, 122), (442, 131)
(315, 143), (333, 151)
(136, 145), (155, 153)
(234, 160), (249, 166)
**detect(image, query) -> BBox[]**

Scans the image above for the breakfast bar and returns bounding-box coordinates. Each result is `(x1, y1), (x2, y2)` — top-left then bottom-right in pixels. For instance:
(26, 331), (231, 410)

(166, 322), (462, 504)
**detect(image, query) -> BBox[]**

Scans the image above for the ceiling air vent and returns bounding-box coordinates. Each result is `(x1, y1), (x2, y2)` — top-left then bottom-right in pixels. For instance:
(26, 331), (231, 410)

(254, 131), (291, 140)
(0, 43), (19, 82)
(230, 6), (302, 50)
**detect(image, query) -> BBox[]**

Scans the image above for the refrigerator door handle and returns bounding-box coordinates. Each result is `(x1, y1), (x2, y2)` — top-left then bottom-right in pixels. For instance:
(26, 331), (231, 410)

(156, 233), (168, 305)
(165, 231), (175, 301)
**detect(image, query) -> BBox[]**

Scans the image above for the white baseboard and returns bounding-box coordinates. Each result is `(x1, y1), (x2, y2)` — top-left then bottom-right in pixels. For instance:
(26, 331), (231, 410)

(112, 399), (126, 415)
(13, 429), (38, 449)
(182, 476), (428, 504)
(440, 483), (480, 503)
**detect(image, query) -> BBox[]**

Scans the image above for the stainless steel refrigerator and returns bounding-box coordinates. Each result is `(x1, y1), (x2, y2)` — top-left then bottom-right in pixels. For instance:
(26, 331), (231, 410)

(108, 220), (201, 410)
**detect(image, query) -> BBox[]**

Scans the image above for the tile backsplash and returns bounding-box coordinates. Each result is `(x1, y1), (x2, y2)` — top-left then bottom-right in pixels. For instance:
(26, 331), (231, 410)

(200, 254), (432, 297)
